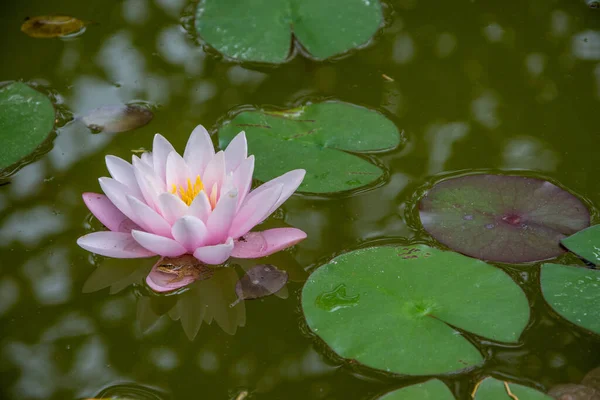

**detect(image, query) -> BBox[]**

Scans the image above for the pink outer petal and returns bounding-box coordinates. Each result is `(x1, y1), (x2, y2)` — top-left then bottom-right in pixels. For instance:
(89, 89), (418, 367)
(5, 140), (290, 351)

(131, 230), (187, 257)
(171, 216), (208, 252)
(202, 151), (225, 199)
(152, 134), (176, 183)
(205, 188), (238, 245)
(140, 152), (153, 168)
(187, 191), (211, 222)
(99, 177), (136, 220)
(77, 231), (156, 258)
(83, 192), (130, 232)
(127, 195), (172, 237)
(224, 131), (247, 173)
(232, 156), (254, 210)
(158, 192), (188, 225)
(146, 261), (198, 293)
(132, 156), (163, 211)
(166, 151), (192, 190)
(229, 184), (283, 239)
(193, 238), (234, 265)
(231, 228), (307, 258)
(105, 155), (143, 199)
(246, 169), (306, 216)
(184, 125), (215, 177)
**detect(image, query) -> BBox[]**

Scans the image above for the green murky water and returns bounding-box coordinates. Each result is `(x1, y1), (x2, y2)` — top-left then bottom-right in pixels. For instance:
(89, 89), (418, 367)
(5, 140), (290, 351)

(1, 0), (599, 399)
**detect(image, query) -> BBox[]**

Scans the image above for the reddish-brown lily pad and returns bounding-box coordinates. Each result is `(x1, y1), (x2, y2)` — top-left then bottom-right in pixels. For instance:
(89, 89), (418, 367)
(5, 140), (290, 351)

(418, 174), (590, 263)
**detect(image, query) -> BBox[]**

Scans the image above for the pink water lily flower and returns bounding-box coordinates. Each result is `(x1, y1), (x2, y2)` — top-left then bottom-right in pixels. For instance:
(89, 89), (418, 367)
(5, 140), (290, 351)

(77, 125), (307, 292)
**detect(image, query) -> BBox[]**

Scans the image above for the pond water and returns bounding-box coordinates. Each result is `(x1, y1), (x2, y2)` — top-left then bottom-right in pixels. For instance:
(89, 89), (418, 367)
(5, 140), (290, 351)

(1, 0), (599, 399)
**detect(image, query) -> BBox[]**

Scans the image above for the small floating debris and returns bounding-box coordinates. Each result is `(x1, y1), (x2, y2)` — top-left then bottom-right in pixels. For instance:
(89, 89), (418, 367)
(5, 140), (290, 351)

(80, 104), (153, 134)
(382, 73), (395, 82)
(21, 15), (87, 38)
(231, 264), (288, 306)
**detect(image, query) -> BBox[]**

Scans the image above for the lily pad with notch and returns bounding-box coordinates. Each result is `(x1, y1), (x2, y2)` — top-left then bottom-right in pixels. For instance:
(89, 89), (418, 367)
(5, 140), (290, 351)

(0, 82), (55, 172)
(301, 245), (530, 375)
(541, 263), (600, 335)
(376, 379), (455, 399)
(419, 174), (590, 263)
(561, 225), (600, 266)
(218, 101), (402, 193)
(195, 0), (383, 63)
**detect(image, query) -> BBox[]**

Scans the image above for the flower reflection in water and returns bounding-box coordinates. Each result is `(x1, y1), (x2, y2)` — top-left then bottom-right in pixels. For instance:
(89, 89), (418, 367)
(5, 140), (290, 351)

(83, 247), (305, 340)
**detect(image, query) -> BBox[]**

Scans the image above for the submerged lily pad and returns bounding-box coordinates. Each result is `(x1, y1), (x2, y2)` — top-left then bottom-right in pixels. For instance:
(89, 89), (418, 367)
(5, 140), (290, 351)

(234, 264), (288, 304)
(0, 82), (55, 171)
(21, 15), (86, 38)
(419, 174), (590, 263)
(80, 104), (153, 133)
(541, 263), (600, 334)
(219, 102), (401, 193)
(548, 384), (599, 400)
(473, 377), (552, 399)
(301, 245), (530, 375)
(377, 380), (455, 399)
(582, 366), (600, 390)
(195, 0), (383, 63)
(561, 225), (600, 266)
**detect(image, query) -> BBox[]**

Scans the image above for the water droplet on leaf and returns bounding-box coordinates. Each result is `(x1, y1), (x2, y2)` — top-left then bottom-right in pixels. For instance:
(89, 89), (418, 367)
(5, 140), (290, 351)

(315, 284), (360, 312)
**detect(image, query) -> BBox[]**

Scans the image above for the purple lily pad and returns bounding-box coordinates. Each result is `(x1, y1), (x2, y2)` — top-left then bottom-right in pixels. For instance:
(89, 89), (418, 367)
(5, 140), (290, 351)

(418, 174), (590, 263)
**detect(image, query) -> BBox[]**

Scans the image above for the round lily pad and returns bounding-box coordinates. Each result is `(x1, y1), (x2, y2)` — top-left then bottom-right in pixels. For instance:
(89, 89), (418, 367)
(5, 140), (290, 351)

(561, 225), (600, 266)
(473, 377), (552, 400)
(418, 174), (590, 263)
(301, 245), (530, 375)
(377, 380), (455, 399)
(218, 102), (401, 193)
(541, 263), (600, 334)
(195, 0), (383, 63)
(0, 82), (55, 171)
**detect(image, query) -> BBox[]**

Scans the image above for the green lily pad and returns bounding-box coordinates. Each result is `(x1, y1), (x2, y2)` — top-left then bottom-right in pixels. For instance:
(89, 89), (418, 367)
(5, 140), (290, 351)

(195, 0), (383, 63)
(0, 82), (55, 171)
(301, 245), (530, 375)
(541, 263), (600, 334)
(377, 380), (455, 399)
(218, 102), (401, 193)
(473, 377), (552, 399)
(419, 174), (590, 263)
(561, 225), (600, 265)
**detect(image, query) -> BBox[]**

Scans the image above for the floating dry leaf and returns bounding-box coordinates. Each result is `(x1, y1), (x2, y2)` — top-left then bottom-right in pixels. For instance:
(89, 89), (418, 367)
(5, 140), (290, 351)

(80, 104), (153, 134)
(21, 15), (86, 38)
(234, 264), (288, 304)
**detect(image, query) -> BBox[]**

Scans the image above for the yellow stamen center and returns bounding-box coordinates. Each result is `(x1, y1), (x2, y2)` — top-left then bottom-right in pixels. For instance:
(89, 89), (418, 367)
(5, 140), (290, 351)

(171, 175), (204, 206)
